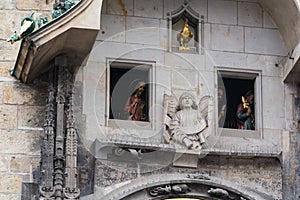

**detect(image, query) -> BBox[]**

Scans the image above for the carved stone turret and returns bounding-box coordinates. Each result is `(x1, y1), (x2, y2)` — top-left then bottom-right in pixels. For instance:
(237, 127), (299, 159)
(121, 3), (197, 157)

(54, 57), (67, 200)
(64, 88), (80, 199)
(39, 85), (56, 199)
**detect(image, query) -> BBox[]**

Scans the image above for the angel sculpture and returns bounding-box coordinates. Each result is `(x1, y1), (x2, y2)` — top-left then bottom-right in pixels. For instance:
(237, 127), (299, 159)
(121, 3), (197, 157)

(163, 92), (213, 150)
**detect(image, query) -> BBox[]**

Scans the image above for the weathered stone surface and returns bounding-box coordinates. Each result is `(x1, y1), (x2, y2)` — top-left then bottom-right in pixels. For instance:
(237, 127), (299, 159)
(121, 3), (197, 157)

(0, 129), (41, 154)
(262, 76), (285, 129)
(199, 71), (214, 96)
(0, 0), (16, 10)
(231, 177), (282, 199)
(211, 24), (244, 52)
(238, 2), (262, 27)
(163, 0), (184, 17)
(228, 158), (254, 169)
(164, 52), (205, 70)
(263, 10), (277, 29)
(245, 27), (286, 56)
(208, 0), (237, 25)
(106, 0), (133, 16)
(0, 193), (20, 200)
(126, 16), (161, 46)
(198, 155), (227, 169)
(95, 160), (137, 187)
(134, 0), (163, 19)
(0, 62), (15, 81)
(0, 11), (21, 40)
(101, 0), (107, 14)
(0, 38), (20, 61)
(0, 83), (3, 105)
(10, 156), (40, 173)
(21, 183), (38, 200)
(17, 106), (44, 129)
(16, 0), (52, 10)
(97, 14), (126, 42)
(0, 174), (22, 193)
(204, 23), (211, 49)
(3, 83), (46, 105)
(253, 157), (281, 170)
(206, 50), (281, 77)
(172, 69), (198, 90)
(0, 105), (17, 129)
(231, 169), (282, 178)
(0, 156), (9, 172)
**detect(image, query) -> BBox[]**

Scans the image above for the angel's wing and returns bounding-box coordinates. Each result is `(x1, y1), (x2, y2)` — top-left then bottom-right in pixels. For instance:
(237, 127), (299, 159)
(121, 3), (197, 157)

(163, 94), (178, 143)
(199, 95), (214, 140)
(198, 96), (213, 123)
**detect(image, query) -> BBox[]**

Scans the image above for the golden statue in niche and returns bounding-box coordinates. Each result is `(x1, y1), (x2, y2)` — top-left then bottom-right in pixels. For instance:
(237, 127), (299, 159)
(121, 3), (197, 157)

(177, 19), (193, 51)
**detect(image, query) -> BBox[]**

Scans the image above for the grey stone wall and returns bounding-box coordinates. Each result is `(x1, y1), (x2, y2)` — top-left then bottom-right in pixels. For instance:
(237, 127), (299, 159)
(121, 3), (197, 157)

(94, 155), (282, 199)
(0, 0), (296, 199)
(82, 0), (285, 144)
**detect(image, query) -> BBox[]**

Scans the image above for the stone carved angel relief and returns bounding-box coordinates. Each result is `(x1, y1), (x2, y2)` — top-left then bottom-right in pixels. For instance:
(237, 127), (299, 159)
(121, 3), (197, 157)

(163, 92), (213, 150)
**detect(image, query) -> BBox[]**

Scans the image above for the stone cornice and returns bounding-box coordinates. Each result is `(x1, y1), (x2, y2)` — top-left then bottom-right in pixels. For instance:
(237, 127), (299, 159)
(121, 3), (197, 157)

(13, 0), (103, 83)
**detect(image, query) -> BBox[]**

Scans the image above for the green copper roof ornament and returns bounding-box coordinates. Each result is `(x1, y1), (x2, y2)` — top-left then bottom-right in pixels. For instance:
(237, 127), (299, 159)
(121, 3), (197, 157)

(52, 0), (76, 19)
(7, 12), (48, 44)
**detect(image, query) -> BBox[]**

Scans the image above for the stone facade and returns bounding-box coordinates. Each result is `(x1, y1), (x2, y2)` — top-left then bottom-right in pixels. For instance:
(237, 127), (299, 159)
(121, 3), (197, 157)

(80, 0), (285, 199)
(0, 0), (299, 199)
(0, 1), (51, 199)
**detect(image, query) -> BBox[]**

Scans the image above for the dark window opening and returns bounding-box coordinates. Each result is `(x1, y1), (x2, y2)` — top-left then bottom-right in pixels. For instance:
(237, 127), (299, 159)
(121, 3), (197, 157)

(109, 62), (150, 122)
(218, 77), (255, 130)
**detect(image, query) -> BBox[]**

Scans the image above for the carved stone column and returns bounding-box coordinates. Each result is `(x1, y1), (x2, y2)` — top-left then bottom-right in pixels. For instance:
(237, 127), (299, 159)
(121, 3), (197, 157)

(54, 56), (67, 200)
(39, 85), (56, 199)
(64, 75), (80, 199)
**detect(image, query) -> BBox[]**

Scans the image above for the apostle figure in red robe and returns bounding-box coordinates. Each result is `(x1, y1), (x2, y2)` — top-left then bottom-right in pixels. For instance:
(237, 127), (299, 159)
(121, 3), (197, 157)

(125, 81), (147, 121)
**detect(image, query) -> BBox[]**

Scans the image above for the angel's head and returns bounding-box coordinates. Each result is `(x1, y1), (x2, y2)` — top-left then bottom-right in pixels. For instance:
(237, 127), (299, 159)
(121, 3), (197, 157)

(179, 92), (198, 110)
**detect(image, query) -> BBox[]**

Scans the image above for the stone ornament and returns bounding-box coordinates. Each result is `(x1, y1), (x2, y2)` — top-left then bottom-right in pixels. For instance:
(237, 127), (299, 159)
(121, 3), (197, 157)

(163, 92), (213, 150)
(7, 12), (48, 44)
(208, 188), (235, 199)
(186, 174), (210, 180)
(149, 184), (190, 197)
(52, 0), (77, 19)
(7, 0), (80, 45)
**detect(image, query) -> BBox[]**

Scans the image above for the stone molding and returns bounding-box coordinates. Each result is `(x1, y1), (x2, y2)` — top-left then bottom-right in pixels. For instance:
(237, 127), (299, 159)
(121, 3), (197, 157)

(89, 173), (274, 200)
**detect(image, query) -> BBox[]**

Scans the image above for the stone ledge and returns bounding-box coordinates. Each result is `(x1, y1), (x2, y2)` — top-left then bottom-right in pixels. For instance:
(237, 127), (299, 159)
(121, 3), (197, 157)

(92, 138), (282, 160)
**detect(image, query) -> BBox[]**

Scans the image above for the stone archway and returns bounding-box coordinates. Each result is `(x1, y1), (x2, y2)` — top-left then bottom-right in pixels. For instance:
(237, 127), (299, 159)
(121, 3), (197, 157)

(89, 173), (274, 200)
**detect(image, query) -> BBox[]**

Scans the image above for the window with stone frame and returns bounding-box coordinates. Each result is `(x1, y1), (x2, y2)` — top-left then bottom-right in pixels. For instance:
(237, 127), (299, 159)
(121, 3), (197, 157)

(217, 70), (261, 137)
(107, 60), (154, 129)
